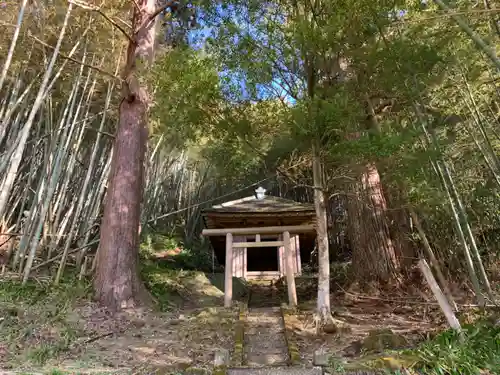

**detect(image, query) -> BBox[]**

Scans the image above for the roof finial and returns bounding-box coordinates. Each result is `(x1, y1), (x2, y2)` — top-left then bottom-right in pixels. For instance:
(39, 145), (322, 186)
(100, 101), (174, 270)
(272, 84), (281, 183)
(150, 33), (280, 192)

(255, 186), (266, 200)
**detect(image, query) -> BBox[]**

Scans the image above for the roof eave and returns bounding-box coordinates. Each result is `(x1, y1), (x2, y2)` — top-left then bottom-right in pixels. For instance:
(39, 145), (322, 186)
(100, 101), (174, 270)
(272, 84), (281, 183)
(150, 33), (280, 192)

(201, 209), (316, 216)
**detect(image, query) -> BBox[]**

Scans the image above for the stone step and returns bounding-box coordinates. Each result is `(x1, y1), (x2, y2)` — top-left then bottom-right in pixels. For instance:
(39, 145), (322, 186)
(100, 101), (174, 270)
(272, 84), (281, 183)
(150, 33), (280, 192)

(242, 305), (290, 368)
(246, 316), (282, 323)
(245, 324), (283, 332)
(248, 307), (281, 313)
(245, 320), (282, 325)
(245, 332), (287, 347)
(245, 327), (285, 335)
(245, 316), (282, 322)
(245, 338), (287, 351)
(228, 367), (323, 375)
(245, 346), (288, 355)
(245, 352), (289, 366)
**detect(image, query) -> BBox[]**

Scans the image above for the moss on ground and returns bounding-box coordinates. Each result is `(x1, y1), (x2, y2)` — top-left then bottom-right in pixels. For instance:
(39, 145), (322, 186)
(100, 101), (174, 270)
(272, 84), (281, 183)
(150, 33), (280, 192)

(362, 329), (408, 352)
(280, 304), (301, 366)
(231, 303), (246, 366)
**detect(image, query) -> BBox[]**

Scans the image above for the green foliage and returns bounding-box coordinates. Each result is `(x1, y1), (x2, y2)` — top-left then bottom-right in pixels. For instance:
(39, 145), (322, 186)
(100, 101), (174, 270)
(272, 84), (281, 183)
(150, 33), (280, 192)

(140, 260), (184, 310)
(168, 247), (214, 271)
(0, 278), (92, 308)
(200, 133), (265, 178)
(406, 320), (500, 374)
(328, 356), (347, 373)
(163, 0), (500, 281)
(150, 47), (222, 147)
(141, 232), (180, 254)
(329, 130), (420, 164)
(140, 232), (216, 272)
(27, 338), (75, 366)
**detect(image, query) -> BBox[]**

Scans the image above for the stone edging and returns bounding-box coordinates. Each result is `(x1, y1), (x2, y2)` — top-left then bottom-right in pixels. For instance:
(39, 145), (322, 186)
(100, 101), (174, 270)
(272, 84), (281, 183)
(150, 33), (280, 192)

(280, 303), (301, 366)
(231, 301), (246, 366)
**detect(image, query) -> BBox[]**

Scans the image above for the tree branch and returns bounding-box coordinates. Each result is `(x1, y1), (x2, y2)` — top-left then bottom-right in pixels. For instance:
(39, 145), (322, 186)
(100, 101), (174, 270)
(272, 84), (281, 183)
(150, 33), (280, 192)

(130, 0), (141, 13)
(29, 33), (123, 81)
(95, 9), (134, 43)
(147, 1), (176, 25)
(68, 0), (134, 43)
(115, 16), (133, 30)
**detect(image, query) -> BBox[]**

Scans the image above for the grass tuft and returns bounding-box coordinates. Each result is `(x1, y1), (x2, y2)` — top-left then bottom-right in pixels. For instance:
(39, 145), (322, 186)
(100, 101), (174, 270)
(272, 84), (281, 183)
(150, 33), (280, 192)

(0, 277), (91, 368)
(405, 319), (500, 375)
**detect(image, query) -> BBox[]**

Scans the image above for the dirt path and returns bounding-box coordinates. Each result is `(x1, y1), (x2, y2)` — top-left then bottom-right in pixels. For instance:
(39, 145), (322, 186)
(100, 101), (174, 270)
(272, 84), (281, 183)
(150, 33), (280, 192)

(0, 272), (239, 374)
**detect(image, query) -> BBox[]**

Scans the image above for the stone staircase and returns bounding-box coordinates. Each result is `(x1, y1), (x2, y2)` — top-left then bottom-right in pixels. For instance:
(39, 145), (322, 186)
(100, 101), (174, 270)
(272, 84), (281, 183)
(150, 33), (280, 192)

(230, 309), (326, 374)
(244, 307), (289, 367)
(225, 282), (361, 375)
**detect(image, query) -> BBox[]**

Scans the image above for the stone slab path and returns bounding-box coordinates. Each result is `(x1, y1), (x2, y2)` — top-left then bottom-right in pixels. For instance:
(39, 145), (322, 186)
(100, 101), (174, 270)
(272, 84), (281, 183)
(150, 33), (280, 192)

(244, 306), (289, 366)
(228, 366), (323, 375)
(228, 369), (379, 375)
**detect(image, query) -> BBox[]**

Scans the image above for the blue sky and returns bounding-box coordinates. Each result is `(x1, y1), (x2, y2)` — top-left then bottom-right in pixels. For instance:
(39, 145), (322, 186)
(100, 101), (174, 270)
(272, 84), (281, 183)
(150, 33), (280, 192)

(182, 3), (297, 103)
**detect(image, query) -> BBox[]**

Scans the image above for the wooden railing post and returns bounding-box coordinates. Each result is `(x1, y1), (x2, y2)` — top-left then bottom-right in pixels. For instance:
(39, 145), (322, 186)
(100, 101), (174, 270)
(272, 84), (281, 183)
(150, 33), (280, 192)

(283, 231), (297, 307)
(225, 233), (233, 308)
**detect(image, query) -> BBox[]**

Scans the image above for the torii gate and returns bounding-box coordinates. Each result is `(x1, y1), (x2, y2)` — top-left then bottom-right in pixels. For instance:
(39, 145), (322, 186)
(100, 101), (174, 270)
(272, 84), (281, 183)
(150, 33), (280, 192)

(202, 224), (315, 308)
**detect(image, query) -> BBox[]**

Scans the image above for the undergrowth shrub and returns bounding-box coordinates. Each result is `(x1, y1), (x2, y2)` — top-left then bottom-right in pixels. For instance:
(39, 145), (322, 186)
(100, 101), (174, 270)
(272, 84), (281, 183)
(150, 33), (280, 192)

(0, 277), (91, 307)
(0, 278), (91, 367)
(407, 320), (500, 375)
(329, 261), (352, 287)
(140, 260), (184, 310)
(140, 232), (218, 272)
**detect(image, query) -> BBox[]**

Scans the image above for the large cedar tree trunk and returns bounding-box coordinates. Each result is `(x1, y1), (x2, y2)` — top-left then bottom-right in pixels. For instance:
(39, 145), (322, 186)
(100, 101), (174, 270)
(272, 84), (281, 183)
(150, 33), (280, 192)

(347, 163), (401, 285)
(94, 0), (157, 311)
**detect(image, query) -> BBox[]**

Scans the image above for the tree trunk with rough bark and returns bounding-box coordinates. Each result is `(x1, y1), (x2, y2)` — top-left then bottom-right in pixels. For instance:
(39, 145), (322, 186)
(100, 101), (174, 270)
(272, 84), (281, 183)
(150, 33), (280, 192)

(94, 0), (158, 312)
(347, 163), (401, 285)
(345, 95), (402, 286)
(312, 142), (331, 322)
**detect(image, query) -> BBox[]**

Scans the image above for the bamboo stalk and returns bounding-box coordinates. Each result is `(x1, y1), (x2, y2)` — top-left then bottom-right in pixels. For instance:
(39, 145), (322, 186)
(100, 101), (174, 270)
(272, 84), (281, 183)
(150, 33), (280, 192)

(419, 259), (463, 338)
(433, 0), (500, 69)
(0, 3), (74, 221)
(0, 0), (29, 94)
(55, 78), (113, 283)
(413, 103), (486, 306)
